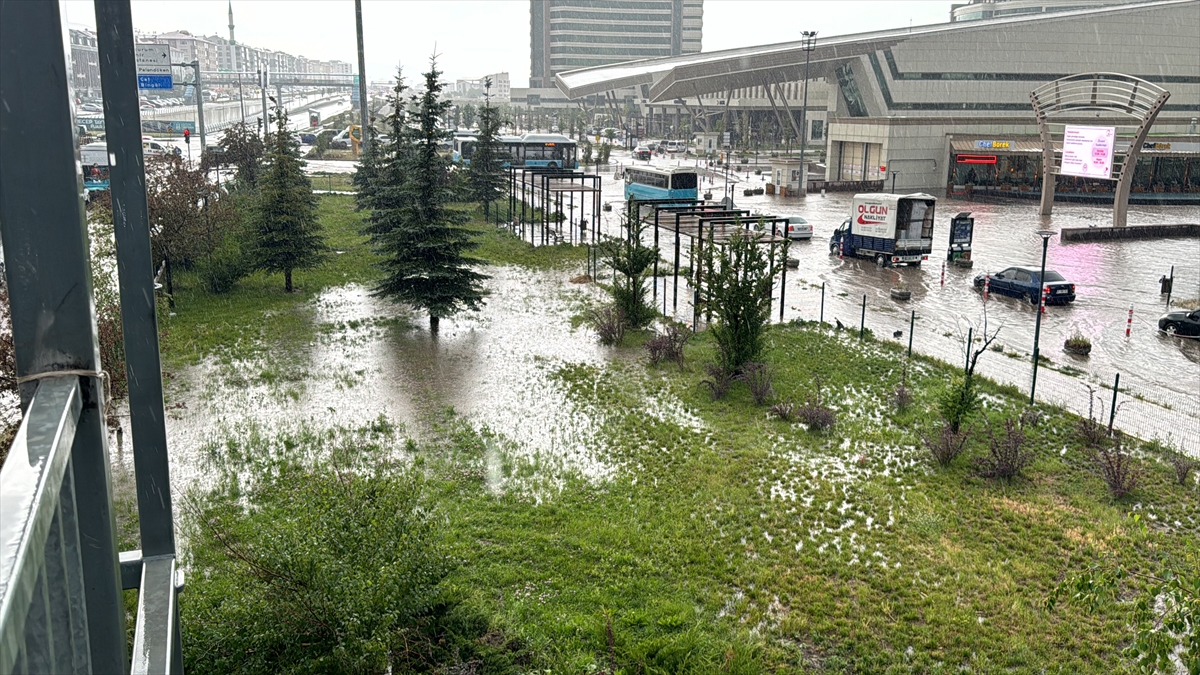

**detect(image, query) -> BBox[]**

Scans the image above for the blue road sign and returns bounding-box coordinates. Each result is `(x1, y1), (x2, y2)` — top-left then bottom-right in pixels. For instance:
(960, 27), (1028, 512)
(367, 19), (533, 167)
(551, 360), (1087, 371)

(138, 74), (173, 90)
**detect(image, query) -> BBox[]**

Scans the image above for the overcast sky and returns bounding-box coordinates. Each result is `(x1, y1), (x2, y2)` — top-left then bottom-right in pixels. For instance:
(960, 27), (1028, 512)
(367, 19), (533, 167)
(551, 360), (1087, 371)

(62, 1), (953, 86)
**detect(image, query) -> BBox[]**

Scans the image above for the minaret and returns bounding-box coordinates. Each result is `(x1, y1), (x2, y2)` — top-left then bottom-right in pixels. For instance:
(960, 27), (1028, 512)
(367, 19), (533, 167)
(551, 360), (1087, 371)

(228, 1), (237, 72)
(228, 1), (235, 43)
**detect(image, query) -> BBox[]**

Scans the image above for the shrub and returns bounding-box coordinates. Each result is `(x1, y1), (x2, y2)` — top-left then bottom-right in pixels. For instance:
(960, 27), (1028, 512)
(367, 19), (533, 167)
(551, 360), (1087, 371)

(737, 362), (774, 405)
(183, 460), (447, 674)
(1019, 407), (1043, 429)
(891, 383), (912, 413)
(769, 400), (796, 422)
(937, 375), (979, 434)
(920, 423), (970, 467)
(699, 226), (785, 372)
(1091, 433), (1141, 499)
(1077, 385), (1113, 447)
(797, 403), (837, 431)
(701, 363), (734, 401)
(644, 322), (691, 368)
(586, 305), (626, 346)
(1168, 452), (1198, 486)
(975, 418), (1033, 480)
(1065, 333), (1091, 350)
(598, 215), (657, 329)
(796, 376), (836, 431)
(195, 233), (251, 294)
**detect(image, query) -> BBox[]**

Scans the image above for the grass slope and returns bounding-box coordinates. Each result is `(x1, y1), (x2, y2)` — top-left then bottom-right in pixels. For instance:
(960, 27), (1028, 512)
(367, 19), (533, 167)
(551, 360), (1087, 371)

(422, 327), (1197, 673)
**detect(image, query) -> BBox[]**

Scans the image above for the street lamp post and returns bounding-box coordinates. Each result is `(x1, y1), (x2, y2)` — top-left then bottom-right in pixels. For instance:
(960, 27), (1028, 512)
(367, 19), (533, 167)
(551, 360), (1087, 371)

(798, 30), (817, 193)
(1029, 229), (1056, 405)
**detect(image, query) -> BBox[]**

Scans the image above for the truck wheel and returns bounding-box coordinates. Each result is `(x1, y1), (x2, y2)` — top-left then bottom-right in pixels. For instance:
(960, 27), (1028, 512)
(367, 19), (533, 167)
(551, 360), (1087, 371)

(829, 242), (839, 255)
(875, 254), (887, 268)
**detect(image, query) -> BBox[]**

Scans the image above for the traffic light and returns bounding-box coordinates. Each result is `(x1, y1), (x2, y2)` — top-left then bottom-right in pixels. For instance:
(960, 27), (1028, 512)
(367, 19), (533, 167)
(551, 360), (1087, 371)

(184, 128), (191, 145)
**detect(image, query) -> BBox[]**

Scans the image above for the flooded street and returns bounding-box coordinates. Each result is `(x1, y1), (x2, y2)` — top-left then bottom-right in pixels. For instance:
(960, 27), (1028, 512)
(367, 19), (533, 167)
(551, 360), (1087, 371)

(590, 150), (1200, 452)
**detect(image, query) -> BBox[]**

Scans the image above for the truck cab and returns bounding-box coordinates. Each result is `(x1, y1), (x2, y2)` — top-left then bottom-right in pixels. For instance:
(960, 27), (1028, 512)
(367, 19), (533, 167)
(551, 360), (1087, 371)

(830, 193), (936, 267)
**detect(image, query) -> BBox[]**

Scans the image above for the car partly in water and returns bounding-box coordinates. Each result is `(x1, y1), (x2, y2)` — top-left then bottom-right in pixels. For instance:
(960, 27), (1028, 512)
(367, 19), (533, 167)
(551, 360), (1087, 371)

(973, 266), (1076, 305)
(1158, 307), (1200, 336)
(783, 216), (813, 240)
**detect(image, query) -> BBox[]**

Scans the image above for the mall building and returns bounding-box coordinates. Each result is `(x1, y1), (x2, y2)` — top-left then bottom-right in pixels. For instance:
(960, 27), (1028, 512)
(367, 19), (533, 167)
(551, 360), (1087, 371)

(554, 0), (1199, 199)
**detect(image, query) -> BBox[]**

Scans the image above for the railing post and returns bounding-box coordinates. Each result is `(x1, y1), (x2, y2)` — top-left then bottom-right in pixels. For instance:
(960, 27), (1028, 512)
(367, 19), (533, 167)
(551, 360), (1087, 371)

(0, 2), (128, 671)
(95, 0), (179, 561)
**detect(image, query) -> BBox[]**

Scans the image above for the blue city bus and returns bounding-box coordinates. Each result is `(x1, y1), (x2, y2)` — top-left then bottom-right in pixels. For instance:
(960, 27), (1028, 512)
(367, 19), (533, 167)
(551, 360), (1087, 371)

(623, 166), (699, 203)
(453, 133), (578, 169)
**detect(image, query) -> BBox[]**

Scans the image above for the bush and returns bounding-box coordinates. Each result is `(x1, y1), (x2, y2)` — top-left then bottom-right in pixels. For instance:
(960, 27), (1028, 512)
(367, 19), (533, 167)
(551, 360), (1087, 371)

(700, 227), (785, 372)
(937, 375), (979, 434)
(920, 423), (970, 467)
(598, 216), (658, 330)
(1168, 451), (1198, 486)
(183, 460), (447, 674)
(796, 375), (836, 431)
(769, 400), (796, 422)
(702, 363), (733, 401)
(1019, 407), (1043, 429)
(736, 362), (774, 405)
(1091, 434), (1141, 499)
(891, 383), (912, 413)
(586, 305), (626, 346)
(194, 234), (251, 294)
(975, 418), (1033, 480)
(644, 322), (691, 368)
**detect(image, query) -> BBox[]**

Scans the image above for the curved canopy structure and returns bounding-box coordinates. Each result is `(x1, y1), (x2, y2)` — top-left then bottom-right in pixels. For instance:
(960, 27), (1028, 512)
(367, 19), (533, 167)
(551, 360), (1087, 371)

(1030, 73), (1171, 226)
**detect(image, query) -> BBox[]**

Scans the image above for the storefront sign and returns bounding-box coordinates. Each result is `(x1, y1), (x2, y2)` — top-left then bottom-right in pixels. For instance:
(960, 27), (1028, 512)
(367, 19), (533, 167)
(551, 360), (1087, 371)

(974, 140), (1011, 149)
(1061, 125), (1115, 179)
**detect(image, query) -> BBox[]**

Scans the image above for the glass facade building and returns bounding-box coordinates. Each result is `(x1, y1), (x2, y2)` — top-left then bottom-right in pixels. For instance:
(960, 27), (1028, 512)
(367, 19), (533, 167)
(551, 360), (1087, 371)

(530, 0), (702, 88)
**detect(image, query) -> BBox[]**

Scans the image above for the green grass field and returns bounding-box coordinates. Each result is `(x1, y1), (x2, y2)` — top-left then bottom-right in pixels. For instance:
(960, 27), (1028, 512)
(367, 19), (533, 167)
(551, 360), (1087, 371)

(164, 195), (1197, 673)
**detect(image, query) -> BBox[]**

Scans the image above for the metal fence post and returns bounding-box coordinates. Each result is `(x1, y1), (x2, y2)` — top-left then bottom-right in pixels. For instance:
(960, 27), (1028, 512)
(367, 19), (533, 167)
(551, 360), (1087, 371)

(1108, 372), (1120, 435)
(965, 327), (973, 374)
(820, 282), (825, 325)
(907, 310), (915, 359)
(859, 294), (866, 340)
(0, 2), (127, 669)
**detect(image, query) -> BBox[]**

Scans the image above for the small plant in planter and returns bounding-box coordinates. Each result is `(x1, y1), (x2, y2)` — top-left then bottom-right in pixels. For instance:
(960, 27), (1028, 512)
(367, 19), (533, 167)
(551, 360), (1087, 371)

(1064, 332), (1092, 356)
(890, 283), (912, 301)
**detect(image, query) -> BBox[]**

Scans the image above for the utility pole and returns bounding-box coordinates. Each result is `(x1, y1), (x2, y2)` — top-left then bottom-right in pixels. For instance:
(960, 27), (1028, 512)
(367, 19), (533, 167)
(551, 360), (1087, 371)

(355, 0), (370, 153)
(798, 30), (817, 195)
(259, 66), (270, 137)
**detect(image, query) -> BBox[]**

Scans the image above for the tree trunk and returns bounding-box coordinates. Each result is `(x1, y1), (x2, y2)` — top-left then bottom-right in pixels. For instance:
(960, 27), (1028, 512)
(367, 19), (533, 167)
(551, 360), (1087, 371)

(165, 259), (175, 308)
(429, 314), (439, 335)
(285, 268), (293, 293)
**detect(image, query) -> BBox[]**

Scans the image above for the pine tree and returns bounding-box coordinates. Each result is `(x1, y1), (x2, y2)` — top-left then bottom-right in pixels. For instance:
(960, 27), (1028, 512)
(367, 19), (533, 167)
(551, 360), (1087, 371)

(467, 77), (508, 219)
(352, 124), (382, 212)
(253, 107), (326, 292)
(371, 58), (487, 333)
(361, 69), (413, 251)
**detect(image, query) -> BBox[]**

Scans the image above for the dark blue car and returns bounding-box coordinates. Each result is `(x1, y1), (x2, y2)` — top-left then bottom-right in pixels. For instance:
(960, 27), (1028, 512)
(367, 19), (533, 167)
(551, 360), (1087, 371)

(973, 266), (1076, 305)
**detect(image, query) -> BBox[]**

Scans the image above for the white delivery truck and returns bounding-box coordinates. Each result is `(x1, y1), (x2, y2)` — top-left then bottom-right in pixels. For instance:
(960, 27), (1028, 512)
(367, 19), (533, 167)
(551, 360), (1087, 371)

(829, 193), (937, 267)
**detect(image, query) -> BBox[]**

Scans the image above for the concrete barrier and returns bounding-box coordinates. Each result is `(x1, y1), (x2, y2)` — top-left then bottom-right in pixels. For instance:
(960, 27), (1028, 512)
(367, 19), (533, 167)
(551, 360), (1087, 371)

(1060, 223), (1200, 242)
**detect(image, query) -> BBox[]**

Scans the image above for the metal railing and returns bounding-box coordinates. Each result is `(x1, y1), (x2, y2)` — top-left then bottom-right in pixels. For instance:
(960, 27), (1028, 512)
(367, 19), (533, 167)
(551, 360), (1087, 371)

(0, 1), (182, 672)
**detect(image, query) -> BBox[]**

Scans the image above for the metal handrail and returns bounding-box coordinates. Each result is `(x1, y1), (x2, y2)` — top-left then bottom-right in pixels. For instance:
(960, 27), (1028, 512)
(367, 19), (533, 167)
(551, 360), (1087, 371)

(0, 378), (89, 674)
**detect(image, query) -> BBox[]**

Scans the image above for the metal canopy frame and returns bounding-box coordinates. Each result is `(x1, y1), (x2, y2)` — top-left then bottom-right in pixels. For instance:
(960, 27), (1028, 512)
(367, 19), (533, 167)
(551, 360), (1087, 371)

(1029, 72), (1170, 227)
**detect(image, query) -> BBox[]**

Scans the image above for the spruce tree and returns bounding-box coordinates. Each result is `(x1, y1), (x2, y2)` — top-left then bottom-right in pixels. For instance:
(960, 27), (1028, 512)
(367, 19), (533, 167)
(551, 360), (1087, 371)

(467, 77), (507, 219)
(253, 107), (326, 292)
(371, 58), (487, 333)
(351, 124), (382, 212)
(362, 69), (413, 252)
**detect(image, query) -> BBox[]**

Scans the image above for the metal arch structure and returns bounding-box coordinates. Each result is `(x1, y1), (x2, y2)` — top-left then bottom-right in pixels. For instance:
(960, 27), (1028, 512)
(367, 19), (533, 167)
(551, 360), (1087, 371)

(1030, 72), (1170, 227)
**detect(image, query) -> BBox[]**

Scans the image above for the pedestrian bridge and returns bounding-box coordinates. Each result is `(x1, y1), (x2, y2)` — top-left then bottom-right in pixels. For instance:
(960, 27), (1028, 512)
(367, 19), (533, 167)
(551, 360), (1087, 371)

(201, 71), (355, 88)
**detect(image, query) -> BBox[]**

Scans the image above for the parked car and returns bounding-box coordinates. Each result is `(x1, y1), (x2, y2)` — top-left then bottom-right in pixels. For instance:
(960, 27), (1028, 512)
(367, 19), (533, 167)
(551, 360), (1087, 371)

(1158, 308), (1200, 336)
(633, 146), (651, 161)
(299, 133), (317, 144)
(973, 266), (1076, 304)
(784, 216), (813, 240)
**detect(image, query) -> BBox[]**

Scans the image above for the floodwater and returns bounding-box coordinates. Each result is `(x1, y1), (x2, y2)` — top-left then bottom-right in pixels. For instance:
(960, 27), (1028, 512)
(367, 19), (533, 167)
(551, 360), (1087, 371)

(145, 267), (626, 497)
(588, 150), (1200, 452)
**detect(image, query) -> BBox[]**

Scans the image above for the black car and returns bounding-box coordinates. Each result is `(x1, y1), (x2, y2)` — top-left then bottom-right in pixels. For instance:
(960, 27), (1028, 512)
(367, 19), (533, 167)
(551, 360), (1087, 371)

(1158, 308), (1200, 336)
(973, 266), (1076, 305)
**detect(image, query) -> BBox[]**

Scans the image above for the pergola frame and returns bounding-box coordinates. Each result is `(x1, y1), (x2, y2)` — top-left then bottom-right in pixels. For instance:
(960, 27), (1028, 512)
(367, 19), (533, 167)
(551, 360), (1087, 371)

(1030, 72), (1170, 227)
